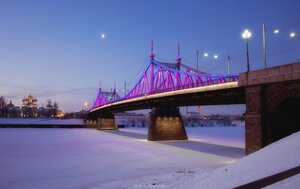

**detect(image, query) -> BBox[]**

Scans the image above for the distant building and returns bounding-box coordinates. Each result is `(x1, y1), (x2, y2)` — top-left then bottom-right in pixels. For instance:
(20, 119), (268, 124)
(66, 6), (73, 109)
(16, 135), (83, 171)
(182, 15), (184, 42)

(6, 100), (19, 117)
(56, 110), (65, 118)
(38, 106), (47, 117)
(115, 112), (148, 128)
(21, 94), (38, 117)
(0, 95), (62, 118)
(64, 110), (86, 119)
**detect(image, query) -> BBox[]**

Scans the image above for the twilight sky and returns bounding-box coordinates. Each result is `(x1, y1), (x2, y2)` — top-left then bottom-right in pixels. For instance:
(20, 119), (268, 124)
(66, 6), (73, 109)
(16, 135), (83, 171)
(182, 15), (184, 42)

(0, 0), (300, 113)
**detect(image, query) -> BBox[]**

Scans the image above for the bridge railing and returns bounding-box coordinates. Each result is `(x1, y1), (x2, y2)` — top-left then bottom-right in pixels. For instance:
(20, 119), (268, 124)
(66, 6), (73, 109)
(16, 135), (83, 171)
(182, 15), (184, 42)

(122, 76), (239, 100)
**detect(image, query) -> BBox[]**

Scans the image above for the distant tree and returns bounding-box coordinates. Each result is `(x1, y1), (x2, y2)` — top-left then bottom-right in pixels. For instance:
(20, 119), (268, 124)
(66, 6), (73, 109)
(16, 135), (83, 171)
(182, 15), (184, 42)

(46, 99), (53, 117)
(0, 96), (7, 117)
(53, 102), (59, 117)
(38, 106), (47, 117)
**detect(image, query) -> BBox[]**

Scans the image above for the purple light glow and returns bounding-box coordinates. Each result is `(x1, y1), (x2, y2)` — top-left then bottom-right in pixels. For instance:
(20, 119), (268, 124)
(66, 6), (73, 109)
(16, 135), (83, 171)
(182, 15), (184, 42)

(91, 58), (238, 110)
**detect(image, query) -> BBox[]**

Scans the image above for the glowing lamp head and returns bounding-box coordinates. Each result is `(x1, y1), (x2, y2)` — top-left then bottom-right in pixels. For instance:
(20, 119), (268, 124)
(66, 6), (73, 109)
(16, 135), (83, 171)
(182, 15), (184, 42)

(213, 54), (218, 59)
(100, 33), (106, 39)
(204, 53), (209, 57)
(290, 32), (296, 38)
(274, 29), (280, 34)
(242, 29), (252, 40)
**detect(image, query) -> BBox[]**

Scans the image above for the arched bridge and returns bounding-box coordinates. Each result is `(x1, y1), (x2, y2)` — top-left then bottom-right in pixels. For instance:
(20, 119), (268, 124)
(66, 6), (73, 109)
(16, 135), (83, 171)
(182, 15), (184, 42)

(87, 45), (300, 155)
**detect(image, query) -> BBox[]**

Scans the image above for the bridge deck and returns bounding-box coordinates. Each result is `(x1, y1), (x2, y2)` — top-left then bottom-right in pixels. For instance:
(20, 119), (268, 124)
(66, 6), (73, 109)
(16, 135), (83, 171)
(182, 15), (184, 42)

(90, 82), (239, 113)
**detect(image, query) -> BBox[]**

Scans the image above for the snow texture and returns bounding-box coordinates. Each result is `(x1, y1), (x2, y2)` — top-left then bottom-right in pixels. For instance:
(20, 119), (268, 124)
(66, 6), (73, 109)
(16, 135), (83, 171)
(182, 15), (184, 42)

(0, 118), (83, 125)
(109, 130), (300, 189)
(0, 126), (244, 189)
(0, 125), (298, 189)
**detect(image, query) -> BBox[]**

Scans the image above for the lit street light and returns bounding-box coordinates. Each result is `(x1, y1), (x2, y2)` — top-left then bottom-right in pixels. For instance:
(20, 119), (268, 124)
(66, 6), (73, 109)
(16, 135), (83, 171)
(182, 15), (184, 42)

(242, 29), (252, 72)
(84, 102), (89, 111)
(290, 32), (296, 38)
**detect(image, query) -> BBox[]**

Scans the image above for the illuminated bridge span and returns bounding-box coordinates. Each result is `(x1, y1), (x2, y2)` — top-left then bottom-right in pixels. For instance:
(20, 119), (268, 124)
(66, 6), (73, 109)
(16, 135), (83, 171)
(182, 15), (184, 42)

(91, 44), (238, 109)
(87, 43), (300, 155)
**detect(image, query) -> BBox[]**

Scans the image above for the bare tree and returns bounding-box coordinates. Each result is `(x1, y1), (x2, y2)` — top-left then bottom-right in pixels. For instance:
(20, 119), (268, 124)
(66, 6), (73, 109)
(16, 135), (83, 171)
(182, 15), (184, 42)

(53, 102), (59, 117)
(0, 96), (7, 117)
(46, 99), (53, 117)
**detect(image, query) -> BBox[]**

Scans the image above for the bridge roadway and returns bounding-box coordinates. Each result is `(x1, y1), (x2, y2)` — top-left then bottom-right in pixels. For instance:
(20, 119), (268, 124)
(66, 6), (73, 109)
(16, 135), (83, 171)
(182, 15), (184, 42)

(89, 82), (244, 115)
(87, 62), (300, 155)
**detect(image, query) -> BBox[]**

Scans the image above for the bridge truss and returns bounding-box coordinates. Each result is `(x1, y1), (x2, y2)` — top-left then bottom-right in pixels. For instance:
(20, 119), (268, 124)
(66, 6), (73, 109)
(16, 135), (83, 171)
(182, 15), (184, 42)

(91, 46), (239, 110)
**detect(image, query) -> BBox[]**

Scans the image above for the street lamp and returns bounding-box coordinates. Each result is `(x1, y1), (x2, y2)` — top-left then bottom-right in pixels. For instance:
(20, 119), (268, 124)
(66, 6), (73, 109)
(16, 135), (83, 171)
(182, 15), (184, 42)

(84, 102), (89, 111)
(290, 32), (296, 38)
(242, 29), (252, 72)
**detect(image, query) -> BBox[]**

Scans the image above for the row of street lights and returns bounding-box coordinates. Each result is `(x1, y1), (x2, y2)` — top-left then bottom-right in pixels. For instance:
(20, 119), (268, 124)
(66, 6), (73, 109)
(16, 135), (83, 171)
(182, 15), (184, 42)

(242, 25), (297, 72)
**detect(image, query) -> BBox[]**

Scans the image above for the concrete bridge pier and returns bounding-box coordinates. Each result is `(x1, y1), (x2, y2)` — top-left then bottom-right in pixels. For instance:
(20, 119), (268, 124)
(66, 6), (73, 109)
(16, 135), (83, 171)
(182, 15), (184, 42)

(97, 112), (118, 130)
(148, 105), (188, 141)
(86, 120), (97, 128)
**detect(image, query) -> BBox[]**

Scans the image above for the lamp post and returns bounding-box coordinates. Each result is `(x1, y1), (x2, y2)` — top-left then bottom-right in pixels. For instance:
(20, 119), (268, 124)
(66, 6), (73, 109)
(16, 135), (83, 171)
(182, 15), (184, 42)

(84, 102), (89, 111)
(242, 29), (252, 72)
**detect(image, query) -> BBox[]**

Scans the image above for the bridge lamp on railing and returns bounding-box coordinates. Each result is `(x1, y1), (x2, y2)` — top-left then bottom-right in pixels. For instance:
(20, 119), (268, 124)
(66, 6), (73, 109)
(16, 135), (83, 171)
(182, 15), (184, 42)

(242, 29), (252, 72)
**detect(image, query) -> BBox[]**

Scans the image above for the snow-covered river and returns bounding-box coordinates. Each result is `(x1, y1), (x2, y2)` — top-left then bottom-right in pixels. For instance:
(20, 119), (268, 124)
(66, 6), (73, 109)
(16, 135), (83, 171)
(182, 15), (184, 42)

(0, 126), (245, 189)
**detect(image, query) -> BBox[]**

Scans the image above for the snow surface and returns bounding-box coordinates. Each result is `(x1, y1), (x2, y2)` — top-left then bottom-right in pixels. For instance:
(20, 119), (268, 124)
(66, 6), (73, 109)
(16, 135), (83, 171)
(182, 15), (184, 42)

(0, 126), (244, 189)
(1, 125), (298, 189)
(107, 131), (300, 189)
(0, 118), (83, 125)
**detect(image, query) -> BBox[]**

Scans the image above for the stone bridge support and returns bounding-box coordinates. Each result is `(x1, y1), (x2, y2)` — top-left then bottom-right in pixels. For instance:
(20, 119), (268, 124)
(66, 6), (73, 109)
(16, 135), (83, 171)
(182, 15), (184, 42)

(86, 120), (97, 128)
(97, 112), (118, 130)
(148, 105), (188, 141)
(241, 62), (300, 154)
(244, 85), (266, 154)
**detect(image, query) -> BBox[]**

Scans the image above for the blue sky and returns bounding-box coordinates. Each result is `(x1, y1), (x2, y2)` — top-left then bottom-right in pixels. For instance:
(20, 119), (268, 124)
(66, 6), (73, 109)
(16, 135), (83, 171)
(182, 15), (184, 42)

(0, 0), (300, 113)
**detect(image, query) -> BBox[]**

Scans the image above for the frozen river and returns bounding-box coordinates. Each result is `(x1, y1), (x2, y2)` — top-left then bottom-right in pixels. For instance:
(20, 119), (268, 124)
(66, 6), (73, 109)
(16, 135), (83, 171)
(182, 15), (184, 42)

(0, 126), (245, 189)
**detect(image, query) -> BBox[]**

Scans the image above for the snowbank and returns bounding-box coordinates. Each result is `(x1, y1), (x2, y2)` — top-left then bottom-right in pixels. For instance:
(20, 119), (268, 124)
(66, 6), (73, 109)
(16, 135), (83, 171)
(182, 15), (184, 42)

(111, 131), (300, 189)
